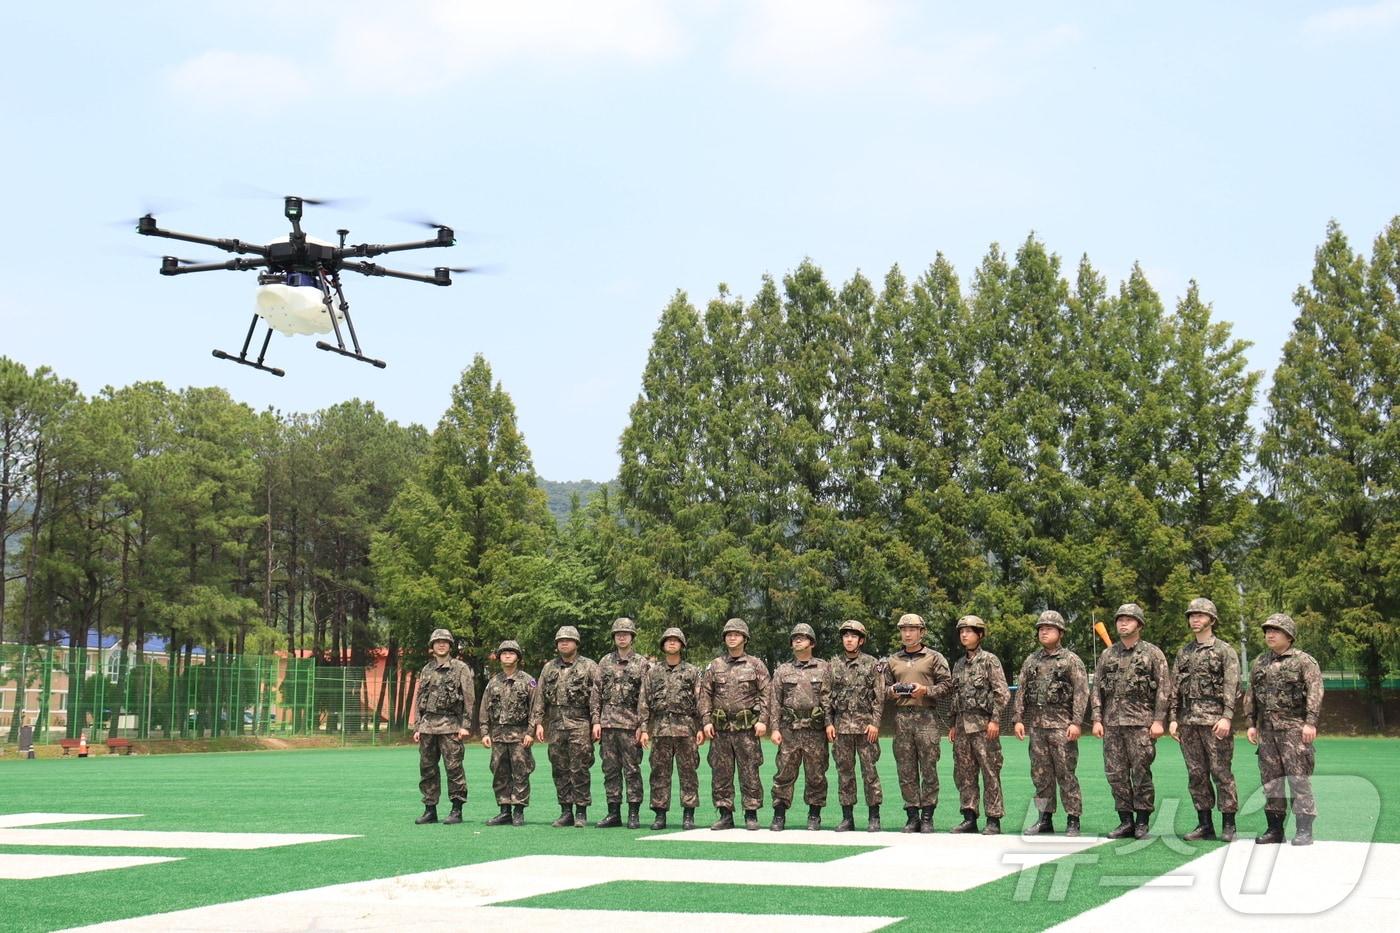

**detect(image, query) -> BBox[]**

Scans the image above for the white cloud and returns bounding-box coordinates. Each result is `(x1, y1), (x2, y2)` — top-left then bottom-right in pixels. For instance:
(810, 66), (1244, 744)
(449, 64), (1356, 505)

(1302, 0), (1400, 37)
(165, 51), (312, 110)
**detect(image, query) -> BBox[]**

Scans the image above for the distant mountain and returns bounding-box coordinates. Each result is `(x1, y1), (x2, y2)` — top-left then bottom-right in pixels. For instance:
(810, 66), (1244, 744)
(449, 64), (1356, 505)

(538, 478), (618, 524)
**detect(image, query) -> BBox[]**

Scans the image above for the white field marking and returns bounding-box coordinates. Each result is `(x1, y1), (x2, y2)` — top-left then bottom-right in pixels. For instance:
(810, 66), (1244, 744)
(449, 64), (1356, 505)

(1051, 841), (1400, 931)
(0, 854), (179, 880)
(0, 813), (142, 828)
(0, 812), (357, 850)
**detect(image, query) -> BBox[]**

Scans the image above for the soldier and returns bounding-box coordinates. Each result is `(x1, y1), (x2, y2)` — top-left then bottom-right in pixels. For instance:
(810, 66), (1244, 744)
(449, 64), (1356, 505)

(826, 620), (884, 832)
(1091, 603), (1171, 840)
(480, 640), (536, 827)
(596, 617), (650, 829)
(410, 628), (475, 826)
(529, 626), (601, 828)
(1013, 610), (1088, 836)
(882, 613), (953, 833)
(1244, 613), (1324, 846)
(639, 627), (704, 830)
(1168, 597), (1241, 842)
(699, 617), (771, 831)
(768, 623), (832, 831)
(948, 615), (1010, 835)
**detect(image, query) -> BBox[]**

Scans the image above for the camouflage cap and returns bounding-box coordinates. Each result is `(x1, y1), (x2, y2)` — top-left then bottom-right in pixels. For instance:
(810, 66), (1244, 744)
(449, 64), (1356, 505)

(610, 617), (638, 636)
(897, 613), (926, 629)
(1261, 613), (1297, 640)
(1036, 610), (1067, 631)
(722, 618), (750, 639)
(659, 626), (688, 648)
(429, 628), (454, 644)
(1113, 603), (1147, 626)
(955, 614), (987, 633)
(790, 623), (817, 642)
(554, 625), (582, 644)
(496, 640), (522, 655)
(838, 619), (868, 638)
(1185, 597), (1219, 622)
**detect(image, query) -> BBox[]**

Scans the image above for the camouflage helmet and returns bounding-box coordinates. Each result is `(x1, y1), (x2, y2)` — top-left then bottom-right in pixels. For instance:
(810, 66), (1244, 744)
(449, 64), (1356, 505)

(659, 626), (688, 648)
(1261, 613), (1297, 640)
(1185, 597), (1219, 622)
(1113, 603), (1147, 626)
(838, 619), (868, 639)
(429, 628), (454, 645)
(554, 625), (582, 644)
(1035, 610), (1067, 632)
(722, 618), (750, 639)
(955, 614), (987, 633)
(496, 640), (522, 656)
(897, 612), (926, 629)
(610, 617), (638, 636)
(790, 623), (817, 642)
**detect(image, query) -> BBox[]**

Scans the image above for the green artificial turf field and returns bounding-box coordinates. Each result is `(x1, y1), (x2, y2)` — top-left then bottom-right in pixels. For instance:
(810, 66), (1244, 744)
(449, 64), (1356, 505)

(1, 736), (1395, 931)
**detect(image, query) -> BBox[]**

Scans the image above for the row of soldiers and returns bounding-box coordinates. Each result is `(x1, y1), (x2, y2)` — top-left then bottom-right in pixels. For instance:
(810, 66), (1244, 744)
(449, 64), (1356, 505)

(410, 599), (1322, 844)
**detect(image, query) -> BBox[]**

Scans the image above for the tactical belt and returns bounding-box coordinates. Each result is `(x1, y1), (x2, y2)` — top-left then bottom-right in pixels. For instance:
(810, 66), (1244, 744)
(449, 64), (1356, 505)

(713, 708), (758, 732)
(782, 707), (825, 729)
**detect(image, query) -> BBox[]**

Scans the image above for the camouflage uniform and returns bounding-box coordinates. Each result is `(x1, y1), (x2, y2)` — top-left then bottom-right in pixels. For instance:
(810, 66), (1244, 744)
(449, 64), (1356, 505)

(1244, 631), (1324, 820)
(883, 637), (953, 812)
(950, 647), (1010, 819)
(598, 649), (650, 806)
(1092, 638), (1170, 813)
(768, 655), (832, 811)
(530, 653), (601, 808)
(415, 653), (475, 808)
(639, 656), (703, 811)
(1170, 636), (1240, 814)
(1013, 645), (1089, 816)
(482, 667), (537, 806)
(827, 650), (884, 807)
(699, 652), (771, 813)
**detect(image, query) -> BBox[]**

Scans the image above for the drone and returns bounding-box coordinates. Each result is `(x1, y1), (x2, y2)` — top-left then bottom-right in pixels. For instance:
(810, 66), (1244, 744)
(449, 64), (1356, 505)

(136, 196), (469, 376)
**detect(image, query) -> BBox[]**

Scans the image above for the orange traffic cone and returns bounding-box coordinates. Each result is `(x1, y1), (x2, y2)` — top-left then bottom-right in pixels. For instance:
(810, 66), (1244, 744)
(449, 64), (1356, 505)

(78, 732), (89, 758)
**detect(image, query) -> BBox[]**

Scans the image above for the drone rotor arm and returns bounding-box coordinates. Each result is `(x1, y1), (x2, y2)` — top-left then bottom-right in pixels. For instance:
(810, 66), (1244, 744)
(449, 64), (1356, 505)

(336, 227), (455, 259)
(137, 218), (270, 257)
(159, 257), (270, 276)
(338, 260), (451, 286)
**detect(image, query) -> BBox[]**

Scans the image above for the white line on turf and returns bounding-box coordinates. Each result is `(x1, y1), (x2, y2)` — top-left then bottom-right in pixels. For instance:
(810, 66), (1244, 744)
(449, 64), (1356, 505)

(0, 813), (358, 850)
(0, 854), (179, 880)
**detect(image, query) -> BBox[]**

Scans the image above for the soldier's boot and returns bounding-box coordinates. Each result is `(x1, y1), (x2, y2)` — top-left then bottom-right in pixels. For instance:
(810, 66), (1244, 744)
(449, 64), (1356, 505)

(415, 805), (438, 825)
(682, 807), (696, 830)
(1220, 811), (1237, 842)
(1065, 815), (1081, 837)
(442, 802), (463, 825)
(744, 809), (760, 831)
(982, 816), (1001, 835)
(867, 806), (882, 833)
(627, 803), (642, 830)
(595, 802), (622, 828)
(551, 807), (575, 828)
(485, 805), (512, 826)
(1133, 810), (1152, 840)
(1255, 811), (1286, 845)
(1106, 810), (1135, 839)
(1026, 812), (1054, 835)
(650, 809), (668, 830)
(769, 805), (787, 832)
(950, 808), (978, 834)
(919, 806), (936, 834)
(511, 805), (525, 827)
(806, 805), (822, 831)
(835, 805), (856, 833)
(901, 807), (921, 833)
(710, 808), (735, 831)
(1292, 814), (1314, 847)
(1183, 809), (1216, 841)
(574, 805), (587, 827)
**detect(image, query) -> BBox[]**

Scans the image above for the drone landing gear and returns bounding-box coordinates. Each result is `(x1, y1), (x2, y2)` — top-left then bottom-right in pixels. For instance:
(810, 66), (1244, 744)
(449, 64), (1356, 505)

(214, 314), (285, 377)
(314, 269), (386, 369)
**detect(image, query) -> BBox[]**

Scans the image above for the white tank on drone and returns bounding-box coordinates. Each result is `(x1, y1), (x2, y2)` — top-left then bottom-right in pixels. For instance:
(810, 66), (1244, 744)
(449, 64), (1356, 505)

(253, 237), (344, 336)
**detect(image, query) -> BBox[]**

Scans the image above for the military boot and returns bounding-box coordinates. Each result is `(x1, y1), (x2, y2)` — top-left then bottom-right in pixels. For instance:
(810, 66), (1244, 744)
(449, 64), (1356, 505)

(835, 805), (856, 833)
(950, 808), (978, 834)
(868, 806), (882, 833)
(770, 805), (787, 832)
(1065, 815), (1081, 837)
(807, 805), (822, 831)
(1133, 810), (1152, 840)
(1255, 811), (1285, 845)
(1184, 809), (1216, 841)
(1292, 814), (1314, 846)
(627, 803), (642, 830)
(415, 805), (438, 825)
(574, 805), (587, 827)
(511, 805), (525, 827)
(443, 802), (463, 825)
(982, 816), (1001, 835)
(485, 805), (512, 826)
(595, 802), (622, 828)
(682, 807), (696, 830)
(1106, 810), (1135, 839)
(1026, 812), (1054, 835)
(1220, 812), (1236, 842)
(650, 809), (668, 830)
(919, 806), (936, 833)
(551, 807), (575, 828)
(711, 808), (735, 830)
(901, 807), (921, 833)
(744, 809), (760, 831)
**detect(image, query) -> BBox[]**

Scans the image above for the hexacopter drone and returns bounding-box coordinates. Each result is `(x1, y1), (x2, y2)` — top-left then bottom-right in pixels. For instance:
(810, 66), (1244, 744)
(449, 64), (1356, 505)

(137, 196), (468, 376)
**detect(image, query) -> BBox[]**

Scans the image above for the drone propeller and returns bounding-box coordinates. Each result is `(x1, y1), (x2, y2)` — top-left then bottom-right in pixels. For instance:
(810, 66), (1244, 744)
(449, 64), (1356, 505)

(109, 199), (188, 228)
(223, 183), (361, 209)
(390, 212), (457, 231)
(437, 264), (497, 274)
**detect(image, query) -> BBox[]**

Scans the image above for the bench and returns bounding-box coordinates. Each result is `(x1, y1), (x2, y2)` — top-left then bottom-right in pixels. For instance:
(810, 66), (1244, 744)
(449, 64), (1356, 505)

(106, 738), (133, 755)
(58, 738), (84, 756)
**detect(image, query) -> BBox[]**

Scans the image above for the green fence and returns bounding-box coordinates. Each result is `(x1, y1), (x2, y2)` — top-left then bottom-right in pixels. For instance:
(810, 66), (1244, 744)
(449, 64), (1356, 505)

(1, 644), (402, 746)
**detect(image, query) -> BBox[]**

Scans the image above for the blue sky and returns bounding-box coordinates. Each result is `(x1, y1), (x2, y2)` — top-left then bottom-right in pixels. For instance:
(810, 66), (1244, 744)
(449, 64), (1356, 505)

(2, 2), (1397, 482)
